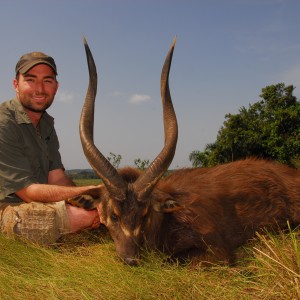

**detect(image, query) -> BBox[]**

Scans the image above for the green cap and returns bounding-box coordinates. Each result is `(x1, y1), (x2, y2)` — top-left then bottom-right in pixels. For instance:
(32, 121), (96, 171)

(15, 51), (57, 75)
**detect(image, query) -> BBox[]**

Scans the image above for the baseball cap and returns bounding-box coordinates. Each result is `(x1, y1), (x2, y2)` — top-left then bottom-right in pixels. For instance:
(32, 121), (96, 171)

(15, 51), (57, 75)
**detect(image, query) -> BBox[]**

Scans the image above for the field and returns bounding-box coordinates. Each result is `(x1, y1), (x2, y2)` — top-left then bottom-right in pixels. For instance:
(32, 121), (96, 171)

(73, 178), (102, 186)
(1, 179), (299, 299)
(0, 228), (300, 299)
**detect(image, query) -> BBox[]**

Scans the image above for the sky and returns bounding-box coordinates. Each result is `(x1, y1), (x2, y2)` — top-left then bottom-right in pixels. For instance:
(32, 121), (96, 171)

(1, 0), (300, 170)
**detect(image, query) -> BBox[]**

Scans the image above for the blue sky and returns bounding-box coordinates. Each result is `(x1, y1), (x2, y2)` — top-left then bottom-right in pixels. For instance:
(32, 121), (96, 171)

(1, 0), (300, 169)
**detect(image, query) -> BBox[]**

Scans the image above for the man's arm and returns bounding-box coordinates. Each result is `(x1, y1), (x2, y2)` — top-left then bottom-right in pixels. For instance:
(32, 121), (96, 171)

(15, 168), (100, 204)
(48, 168), (75, 186)
(15, 183), (100, 203)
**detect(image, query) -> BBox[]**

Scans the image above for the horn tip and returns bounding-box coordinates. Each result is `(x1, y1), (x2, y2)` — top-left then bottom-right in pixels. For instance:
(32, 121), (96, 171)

(82, 35), (87, 45)
(172, 36), (177, 47)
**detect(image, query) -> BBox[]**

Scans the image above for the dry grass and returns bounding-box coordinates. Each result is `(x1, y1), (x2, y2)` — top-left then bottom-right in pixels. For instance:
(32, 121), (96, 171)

(245, 225), (300, 299)
(0, 225), (299, 299)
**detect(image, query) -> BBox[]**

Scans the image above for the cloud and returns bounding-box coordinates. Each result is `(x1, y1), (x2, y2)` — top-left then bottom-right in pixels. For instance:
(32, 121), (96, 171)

(129, 94), (151, 104)
(56, 91), (74, 103)
(110, 91), (123, 97)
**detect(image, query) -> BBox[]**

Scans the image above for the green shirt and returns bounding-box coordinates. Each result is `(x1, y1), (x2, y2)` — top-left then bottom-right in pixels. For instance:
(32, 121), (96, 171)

(0, 98), (64, 203)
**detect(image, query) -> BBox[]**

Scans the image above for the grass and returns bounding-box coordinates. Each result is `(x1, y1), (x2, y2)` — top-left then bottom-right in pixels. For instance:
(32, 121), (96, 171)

(1, 179), (299, 299)
(73, 179), (102, 186)
(247, 225), (300, 299)
(0, 226), (299, 300)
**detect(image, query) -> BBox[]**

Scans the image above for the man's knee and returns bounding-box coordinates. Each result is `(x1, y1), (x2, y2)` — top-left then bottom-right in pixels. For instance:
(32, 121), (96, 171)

(0, 201), (71, 245)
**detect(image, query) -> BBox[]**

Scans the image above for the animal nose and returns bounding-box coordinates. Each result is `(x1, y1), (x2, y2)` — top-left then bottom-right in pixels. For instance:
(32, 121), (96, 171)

(122, 257), (140, 266)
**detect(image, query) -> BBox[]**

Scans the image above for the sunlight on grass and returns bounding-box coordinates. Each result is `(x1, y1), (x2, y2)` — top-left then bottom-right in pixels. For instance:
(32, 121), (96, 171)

(248, 225), (300, 299)
(0, 226), (299, 299)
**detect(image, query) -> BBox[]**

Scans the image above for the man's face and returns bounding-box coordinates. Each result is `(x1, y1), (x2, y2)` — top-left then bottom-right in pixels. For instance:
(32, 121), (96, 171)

(13, 64), (58, 113)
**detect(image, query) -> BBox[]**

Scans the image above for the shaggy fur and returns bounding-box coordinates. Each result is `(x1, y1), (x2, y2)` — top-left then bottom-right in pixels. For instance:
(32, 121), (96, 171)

(70, 158), (300, 266)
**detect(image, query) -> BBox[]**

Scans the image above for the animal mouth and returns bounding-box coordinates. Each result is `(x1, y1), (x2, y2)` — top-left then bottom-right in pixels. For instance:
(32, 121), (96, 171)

(121, 256), (140, 266)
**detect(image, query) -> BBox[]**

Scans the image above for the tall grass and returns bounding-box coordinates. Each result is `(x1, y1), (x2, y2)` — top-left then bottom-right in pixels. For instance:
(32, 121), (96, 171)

(247, 225), (300, 299)
(0, 225), (299, 299)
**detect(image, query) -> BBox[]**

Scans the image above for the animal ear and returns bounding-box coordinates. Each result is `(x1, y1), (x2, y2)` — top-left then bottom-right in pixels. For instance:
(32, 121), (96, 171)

(161, 198), (184, 213)
(66, 185), (104, 210)
(150, 191), (184, 213)
(150, 189), (184, 213)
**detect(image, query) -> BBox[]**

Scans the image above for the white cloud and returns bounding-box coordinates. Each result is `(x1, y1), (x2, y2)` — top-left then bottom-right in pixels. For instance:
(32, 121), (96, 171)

(129, 94), (151, 104)
(56, 91), (74, 103)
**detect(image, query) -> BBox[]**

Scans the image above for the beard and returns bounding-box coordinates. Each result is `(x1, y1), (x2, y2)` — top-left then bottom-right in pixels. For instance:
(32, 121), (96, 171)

(18, 92), (54, 113)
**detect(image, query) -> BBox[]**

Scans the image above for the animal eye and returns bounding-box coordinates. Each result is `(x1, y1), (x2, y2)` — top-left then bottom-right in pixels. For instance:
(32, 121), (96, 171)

(111, 213), (118, 223)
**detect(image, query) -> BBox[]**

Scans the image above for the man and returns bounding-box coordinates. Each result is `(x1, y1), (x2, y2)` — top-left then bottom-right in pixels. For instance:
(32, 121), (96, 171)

(0, 51), (100, 245)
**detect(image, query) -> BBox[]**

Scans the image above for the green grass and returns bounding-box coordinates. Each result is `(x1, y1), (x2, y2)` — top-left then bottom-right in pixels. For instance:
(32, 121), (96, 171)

(0, 226), (299, 299)
(2, 179), (299, 299)
(73, 178), (102, 186)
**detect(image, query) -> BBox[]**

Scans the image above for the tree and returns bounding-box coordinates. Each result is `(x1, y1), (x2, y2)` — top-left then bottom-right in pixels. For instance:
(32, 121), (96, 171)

(134, 158), (150, 170)
(107, 152), (122, 169)
(190, 83), (300, 168)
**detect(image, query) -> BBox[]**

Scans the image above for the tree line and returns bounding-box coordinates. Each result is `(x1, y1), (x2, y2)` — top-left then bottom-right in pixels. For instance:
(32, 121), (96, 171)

(189, 83), (300, 169)
(67, 154), (151, 179)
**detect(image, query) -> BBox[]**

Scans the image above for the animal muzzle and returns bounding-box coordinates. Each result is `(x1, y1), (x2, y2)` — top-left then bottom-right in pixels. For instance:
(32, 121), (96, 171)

(115, 240), (141, 266)
(121, 256), (140, 266)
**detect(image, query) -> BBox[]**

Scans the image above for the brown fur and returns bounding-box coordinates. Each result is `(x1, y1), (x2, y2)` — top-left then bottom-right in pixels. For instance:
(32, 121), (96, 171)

(71, 158), (300, 266)
(149, 158), (300, 265)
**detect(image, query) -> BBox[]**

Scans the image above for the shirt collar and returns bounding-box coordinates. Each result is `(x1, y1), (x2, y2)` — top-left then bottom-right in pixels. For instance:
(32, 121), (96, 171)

(12, 97), (54, 127)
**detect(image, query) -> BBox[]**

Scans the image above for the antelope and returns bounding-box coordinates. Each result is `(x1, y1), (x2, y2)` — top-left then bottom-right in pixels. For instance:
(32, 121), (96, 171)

(69, 36), (300, 266)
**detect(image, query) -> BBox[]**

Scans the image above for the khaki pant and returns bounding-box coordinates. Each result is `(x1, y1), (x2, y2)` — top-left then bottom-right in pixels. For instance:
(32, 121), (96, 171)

(0, 201), (71, 245)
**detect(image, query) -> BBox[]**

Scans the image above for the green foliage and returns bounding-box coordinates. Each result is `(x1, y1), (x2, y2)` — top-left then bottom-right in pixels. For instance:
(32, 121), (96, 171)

(190, 83), (300, 167)
(134, 158), (150, 170)
(107, 152), (122, 169)
(189, 150), (210, 167)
